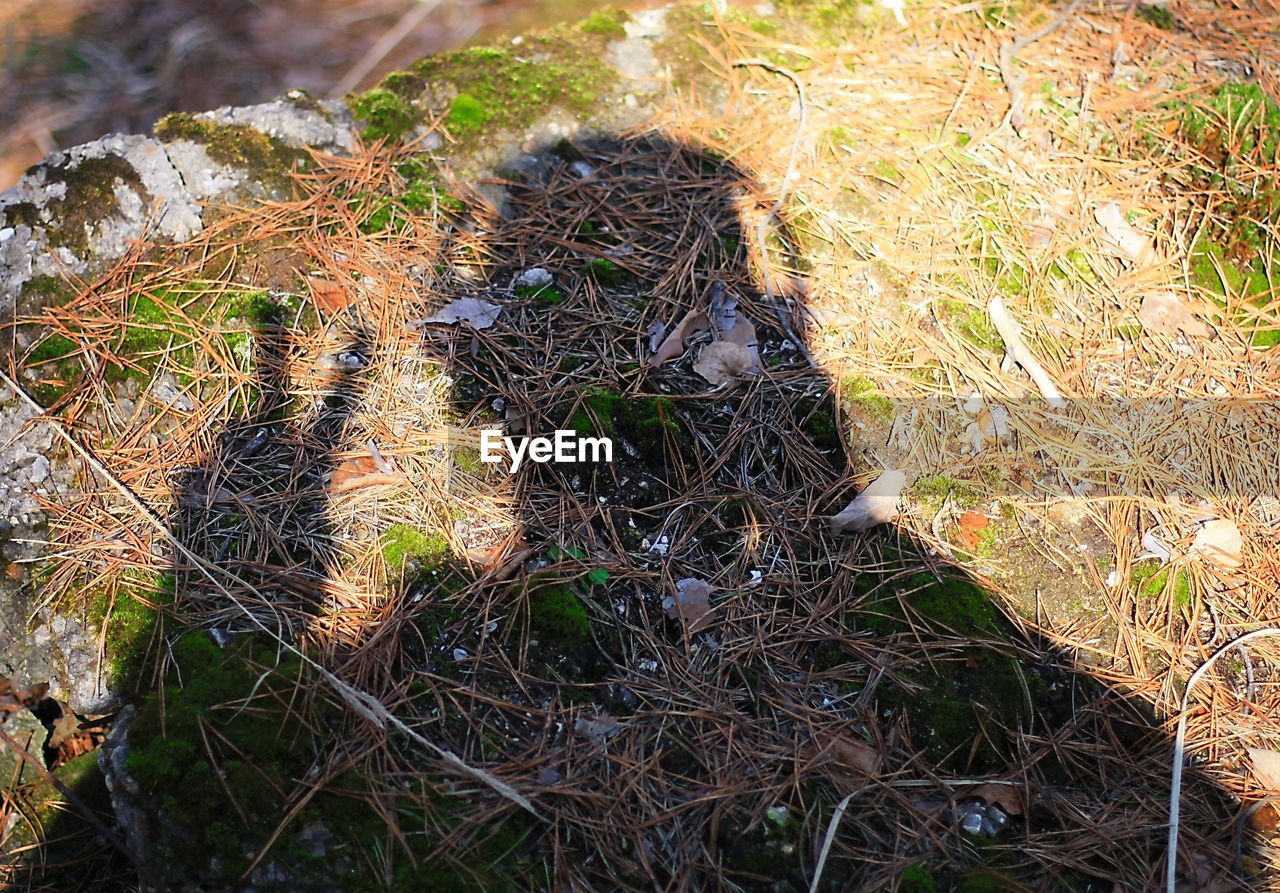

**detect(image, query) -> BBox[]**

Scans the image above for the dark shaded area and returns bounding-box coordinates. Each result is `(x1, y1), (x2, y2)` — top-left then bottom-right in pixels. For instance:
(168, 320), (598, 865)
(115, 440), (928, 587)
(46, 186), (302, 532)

(19, 132), (1251, 891)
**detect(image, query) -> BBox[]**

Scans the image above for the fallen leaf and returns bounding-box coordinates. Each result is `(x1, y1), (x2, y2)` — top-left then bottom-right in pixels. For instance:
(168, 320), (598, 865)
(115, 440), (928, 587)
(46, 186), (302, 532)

(964, 782), (1025, 816)
(413, 297), (503, 330)
(828, 735), (882, 777)
(329, 455), (404, 494)
(830, 470), (907, 534)
(1248, 747), (1280, 793)
(1094, 202), (1156, 265)
(330, 455), (378, 490)
(955, 511), (990, 550)
(5, 562), (22, 582)
(1139, 291), (1211, 338)
(574, 715), (621, 746)
(663, 577), (714, 632)
(1190, 518), (1242, 570)
(307, 276), (349, 312)
(646, 319), (666, 353)
(0, 677), (49, 714)
(723, 317), (761, 372)
(708, 284), (739, 331)
(647, 309), (709, 367)
(693, 341), (755, 386)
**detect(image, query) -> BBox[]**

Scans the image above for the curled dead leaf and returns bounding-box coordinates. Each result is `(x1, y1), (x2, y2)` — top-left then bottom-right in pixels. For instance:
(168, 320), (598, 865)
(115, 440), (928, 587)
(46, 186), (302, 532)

(830, 470), (907, 533)
(964, 782), (1025, 816)
(307, 276), (349, 312)
(412, 297), (503, 330)
(663, 577), (714, 632)
(1190, 518), (1242, 570)
(693, 341), (755, 386)
(575, 715), (621, 746)
(828, 735), (882, 777)
(1139, 291), (1211, 338)
(1094, 202), (1157, 265)
(647, 308), (709, 367)
(1248, 746), (1280, 793)
(330, 455), (404, 494)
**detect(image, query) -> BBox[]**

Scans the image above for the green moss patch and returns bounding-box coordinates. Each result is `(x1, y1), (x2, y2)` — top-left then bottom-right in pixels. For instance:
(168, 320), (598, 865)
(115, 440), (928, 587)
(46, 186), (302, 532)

(383, 524), (450, 573)
(39, 153), (143, 254)
(154, 113), (300, 187)
(413, 45), (616, 143)
(347, 89), (417, 142)
(527, 581), (591, 648)
(859, 572), (1037, 770)
(579, 6), (630, 39)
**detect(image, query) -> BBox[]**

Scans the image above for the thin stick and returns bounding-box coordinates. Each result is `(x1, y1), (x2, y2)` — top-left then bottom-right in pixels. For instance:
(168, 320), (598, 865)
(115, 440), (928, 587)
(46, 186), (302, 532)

(0, 725), (134, 865)
(809, 790), (857, 893)
(1165, 627), (1280, 893)
(0, 368), (540, 819)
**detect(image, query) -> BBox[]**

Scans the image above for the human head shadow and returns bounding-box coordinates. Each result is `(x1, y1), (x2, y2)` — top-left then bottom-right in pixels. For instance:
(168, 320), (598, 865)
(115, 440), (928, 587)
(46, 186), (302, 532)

(145, 131), (1249, 891)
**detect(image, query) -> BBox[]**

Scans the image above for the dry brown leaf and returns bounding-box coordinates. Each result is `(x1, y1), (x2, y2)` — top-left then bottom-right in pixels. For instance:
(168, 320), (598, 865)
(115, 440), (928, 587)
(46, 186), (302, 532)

(330, 456), (405, 494)
(1190, 518), (1242, 570)
(0, 677), (49, 714)
(828, 735), (882, 777)
(307, 276), (349, 312)
(574, 715), (621, 746)
(723, 317), (761, 371)
(965, 782), (1025, 816)
(830, 470), (907, 533)
(693, 341), (754, 386)
(956, 511), (990, 550)
(663, 577), (714, 632)
(5, 562), (22, 582)
(330, 454), (379, 490)
(1094, 202), (1157, 265)
(647, 309), (708, 367)
(1139, 291), (1211, 338)
(1248, 747), (1280, 793)
(414, 297), (502, 330)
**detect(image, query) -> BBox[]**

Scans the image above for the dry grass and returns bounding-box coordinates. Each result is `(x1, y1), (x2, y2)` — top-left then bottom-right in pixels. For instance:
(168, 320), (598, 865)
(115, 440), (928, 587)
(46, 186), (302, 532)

(8, 0), (1280, 889)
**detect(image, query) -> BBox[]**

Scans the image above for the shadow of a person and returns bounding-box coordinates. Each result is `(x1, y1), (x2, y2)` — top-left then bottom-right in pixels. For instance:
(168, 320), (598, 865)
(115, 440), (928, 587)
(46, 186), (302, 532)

(147, 131), (1245, 891)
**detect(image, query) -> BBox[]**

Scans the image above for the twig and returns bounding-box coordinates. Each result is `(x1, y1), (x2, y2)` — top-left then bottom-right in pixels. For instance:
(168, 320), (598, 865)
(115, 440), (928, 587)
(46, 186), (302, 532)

(996, 0), (1083, 136)
(0, 368), (541, 820)
(0, 724), (135, 865)
(1165, 627), (1280, 893)
(809, 790), (857, 893)
(732, 58), (816, 367)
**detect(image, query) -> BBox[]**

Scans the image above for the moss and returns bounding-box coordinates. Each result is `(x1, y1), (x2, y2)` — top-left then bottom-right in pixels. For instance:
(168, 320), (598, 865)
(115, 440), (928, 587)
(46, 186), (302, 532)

(383, 524), (450, 573)
(40, 153), (143, 254)
(939, 299), (1002, 350)
(124, 632), (334, 881)
(347, 89), (417, 142)
(582, 257), (626, 286)
(3, 201), (41, 229)
(87, 573), (174, 688)
(863, 572), (997, 636)
(567, 388), (682, 458)
(840, 375), (894, 423)
(447, 93), (492, 137)
(517, 283), (567, 306)
(1132, 563), (1192, 609)
(409, 45), (616, 144)
(910, 474), (984, 509)
(527, 582), (590, 647)
(1136, 3), (1176, 29)
(579, 6), (630, 38)
(902, 865), (939, 892)
(154, 113), (299, 186)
